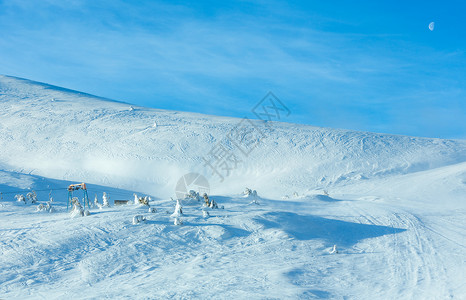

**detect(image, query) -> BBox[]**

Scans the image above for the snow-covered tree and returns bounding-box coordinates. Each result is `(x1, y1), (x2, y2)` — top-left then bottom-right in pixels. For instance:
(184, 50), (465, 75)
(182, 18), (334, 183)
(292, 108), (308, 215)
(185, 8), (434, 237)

(202, 210), (210, 218)
(186, 190), (200, 201)
(329, 245), (338, 254)
(46, 199), (55, 213)
(243, 188), (258, 198)
(27, 191), (37, 204)
(15, 194), (26, 204)
(37, 198), (55, 213)
(140, 196), (149, 206)
(94, 194), (103, 209)
(202, 193), (218, 209)
(203, 193), (210, 206)
(171, 198), (183, 217)
(36, 203), (46, 212)
(209, 198), (218, 209)
(102, 192), (110, 207)
(244, 187), (259, 204)
(132, 215), (146, 225)
(70, 197), (84, 218)
(133, 194), (150, 206)
(36, 203), (45, 211)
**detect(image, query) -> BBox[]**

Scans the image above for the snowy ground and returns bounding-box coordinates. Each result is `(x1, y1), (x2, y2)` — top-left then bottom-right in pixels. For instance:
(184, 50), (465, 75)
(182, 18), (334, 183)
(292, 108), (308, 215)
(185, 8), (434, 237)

(1, 75), (466, 299)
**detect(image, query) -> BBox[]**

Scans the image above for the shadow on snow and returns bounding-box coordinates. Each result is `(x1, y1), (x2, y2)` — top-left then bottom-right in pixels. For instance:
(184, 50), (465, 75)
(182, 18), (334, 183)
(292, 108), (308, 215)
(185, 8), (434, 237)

(254, 211), (405, 247)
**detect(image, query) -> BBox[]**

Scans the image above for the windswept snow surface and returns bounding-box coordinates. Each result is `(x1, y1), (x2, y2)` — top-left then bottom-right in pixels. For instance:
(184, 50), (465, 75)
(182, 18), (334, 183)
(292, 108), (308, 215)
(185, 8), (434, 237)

(0, 75), (466, 299)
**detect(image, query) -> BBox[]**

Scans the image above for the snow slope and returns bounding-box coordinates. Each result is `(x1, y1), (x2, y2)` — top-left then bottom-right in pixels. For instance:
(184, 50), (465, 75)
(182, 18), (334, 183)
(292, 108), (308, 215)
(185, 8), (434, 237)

(1, 75), (466, 299)
(1, 75), (465, 197)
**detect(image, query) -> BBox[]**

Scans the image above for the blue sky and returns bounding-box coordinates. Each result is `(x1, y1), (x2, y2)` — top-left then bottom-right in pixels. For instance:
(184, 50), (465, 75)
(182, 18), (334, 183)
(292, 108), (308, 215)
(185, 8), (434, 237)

(0, 0), (465, 139)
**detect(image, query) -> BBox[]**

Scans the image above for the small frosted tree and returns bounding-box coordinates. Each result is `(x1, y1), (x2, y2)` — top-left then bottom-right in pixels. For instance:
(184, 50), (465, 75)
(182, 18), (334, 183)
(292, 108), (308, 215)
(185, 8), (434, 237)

(202, 193), (218, 209)
(94, 194), (103, 209)
(15, 194), (26, 204)
(243, 188), (258, 198)
(329, 245), (338, 254)
(46, 198), (55, 213)
(37, 197), (55, 213)
(134, 195), (150, 206)
(244, 187), (259, 204)
(36, 203), (45, 212)
(102, 192), (110, 207)
(203, 193), (210, 207)
(209, 198), (218, 209)
(27, 191), (38, 204)
(186, 190), (200, 201)
(171, 198), (183, 217)
(133, 215), (146, 225)
(70, 197), (84, 218)
(139, 196), (149, 206)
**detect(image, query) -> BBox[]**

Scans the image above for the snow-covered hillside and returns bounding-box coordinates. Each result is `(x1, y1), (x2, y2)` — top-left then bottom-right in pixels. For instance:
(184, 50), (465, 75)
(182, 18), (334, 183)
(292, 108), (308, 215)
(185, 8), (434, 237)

(1, 75), (465, 299)
(1, 75), (465, 198)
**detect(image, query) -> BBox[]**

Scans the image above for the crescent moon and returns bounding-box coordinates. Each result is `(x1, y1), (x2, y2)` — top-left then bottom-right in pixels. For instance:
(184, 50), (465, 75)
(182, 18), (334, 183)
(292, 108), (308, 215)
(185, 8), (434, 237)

(429, 22), (435, 31)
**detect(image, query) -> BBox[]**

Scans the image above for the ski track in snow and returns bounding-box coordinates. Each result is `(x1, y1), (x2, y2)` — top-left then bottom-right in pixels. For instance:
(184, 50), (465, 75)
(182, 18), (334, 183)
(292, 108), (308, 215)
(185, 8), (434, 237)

(0, 75), (465, 299)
